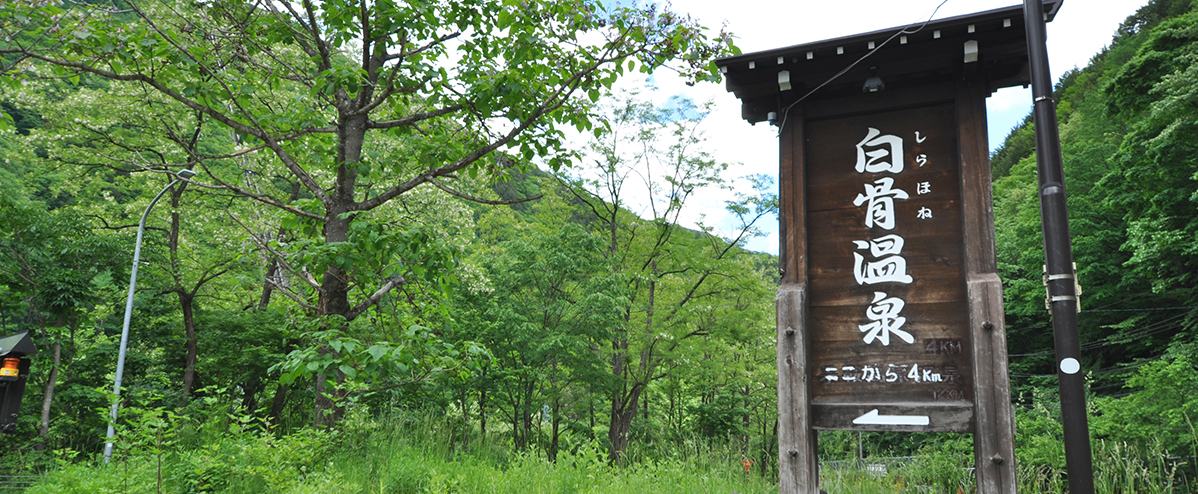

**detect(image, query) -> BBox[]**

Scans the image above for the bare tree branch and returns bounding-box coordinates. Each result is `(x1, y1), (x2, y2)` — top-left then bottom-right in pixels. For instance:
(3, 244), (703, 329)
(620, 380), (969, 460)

(366, 104), (463, 129)
(226, 211), (321, 299)
(345, 275), (406, 321)
(427, 177), (543, 206)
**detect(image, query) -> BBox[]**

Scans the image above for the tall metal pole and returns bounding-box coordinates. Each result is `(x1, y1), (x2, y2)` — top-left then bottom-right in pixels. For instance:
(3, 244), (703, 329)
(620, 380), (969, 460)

(1022, 2), (1095, 493)
(103, 171), (192, 463)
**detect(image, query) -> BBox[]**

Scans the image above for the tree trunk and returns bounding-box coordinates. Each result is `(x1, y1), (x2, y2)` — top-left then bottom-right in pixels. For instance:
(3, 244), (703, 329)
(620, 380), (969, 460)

(607, 384), (642, 464)
(241, 380), (260, 415)
(523, 380), (535, 450)
(642, 389), (648, 420)
(313, 369), (346, 428)
(460, 388), (469, 448)
(478, 368), (487, 439)
(180, 293), (197, 399)
(314, 194), (353, 428)
(268, 382), (288, 427)
(258, 261), (278, 310)
(318, 207), (353, 318)
(312, 210), (351, 426)
(549, 401), (561, 463)
(742, 384), (751, 451)
(35, 340), (60, 450)
(511, 400), (522, 450)
(311, 111), (367, 425)
(168, 187), (200, 402)
(607, 268), (654, 464)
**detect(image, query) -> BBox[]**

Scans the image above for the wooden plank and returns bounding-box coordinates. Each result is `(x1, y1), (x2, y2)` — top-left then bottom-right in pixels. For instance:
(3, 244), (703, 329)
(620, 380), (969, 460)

(809, 302), (974, 405)
(802, 83), (957, 120)
(811, 402), (974, 432)
(957, 80), (1017, 493)
(780, 104), (806, 284)
(730, 25), (1034, 104)
(778, 284), (819, 494)
(807, 171), (960, 214)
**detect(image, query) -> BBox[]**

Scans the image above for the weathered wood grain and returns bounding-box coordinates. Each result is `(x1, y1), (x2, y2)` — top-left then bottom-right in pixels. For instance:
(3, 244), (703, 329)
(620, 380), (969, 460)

(778, 106), (820, 494)
(801, 102), (973, 414)
(778, 284), (819, 494)
(958, 80), (1018, 493)
(773, 63), (1016, 494)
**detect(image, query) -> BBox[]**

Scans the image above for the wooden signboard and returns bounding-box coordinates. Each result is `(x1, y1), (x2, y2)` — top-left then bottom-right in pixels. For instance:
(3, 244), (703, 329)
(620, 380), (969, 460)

(806, 103), (973, 432)
(716, 2), (1063, 493)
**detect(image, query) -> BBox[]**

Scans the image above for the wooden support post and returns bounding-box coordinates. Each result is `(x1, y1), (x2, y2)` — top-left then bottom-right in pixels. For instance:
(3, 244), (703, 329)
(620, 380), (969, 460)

(957, 80), (1017, 493)
(778, 103), (818, 494)
(777, 284), (818, 494)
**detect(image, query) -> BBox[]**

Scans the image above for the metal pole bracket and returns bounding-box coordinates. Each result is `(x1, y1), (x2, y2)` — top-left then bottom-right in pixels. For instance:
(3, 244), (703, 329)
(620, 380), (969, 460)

(1043, 263), (1082, 312)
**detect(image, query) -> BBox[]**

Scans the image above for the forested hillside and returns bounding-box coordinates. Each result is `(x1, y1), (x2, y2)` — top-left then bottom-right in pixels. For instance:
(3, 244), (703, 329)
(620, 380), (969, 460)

(989, 0), (1198, 456)
(0, 0), (1196, 492)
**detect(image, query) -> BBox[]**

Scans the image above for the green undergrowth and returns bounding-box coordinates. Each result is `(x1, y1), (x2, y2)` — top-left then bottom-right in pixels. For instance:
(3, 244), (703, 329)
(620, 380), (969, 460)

(24, 410), (779, 494)
(21, 406), (1196, 493)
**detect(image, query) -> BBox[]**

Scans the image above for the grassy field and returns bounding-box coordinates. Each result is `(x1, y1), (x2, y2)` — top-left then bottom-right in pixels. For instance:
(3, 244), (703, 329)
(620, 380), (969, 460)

(16, 409), (1194, 493)
(22, 411), (781, 494)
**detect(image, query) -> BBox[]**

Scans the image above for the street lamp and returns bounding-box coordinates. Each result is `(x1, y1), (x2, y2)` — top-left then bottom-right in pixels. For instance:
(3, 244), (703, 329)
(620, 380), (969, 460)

(103, 169), (196, 463)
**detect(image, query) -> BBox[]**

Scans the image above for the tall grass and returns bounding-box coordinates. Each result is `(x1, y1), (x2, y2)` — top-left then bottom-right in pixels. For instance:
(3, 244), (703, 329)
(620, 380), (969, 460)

(21, 407), (1196, 493)
(812, 438), (1194, 493)
(328, 411), (778, 494)
(1082, 439), (1190, 494)
(1014, 436), (1194, 492)
(24, 409), (777, 494)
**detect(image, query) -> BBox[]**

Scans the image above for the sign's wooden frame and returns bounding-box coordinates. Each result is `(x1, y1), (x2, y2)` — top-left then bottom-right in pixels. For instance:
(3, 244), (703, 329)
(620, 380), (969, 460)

(776, 81), (1015, 493)
(717, 3), (1063, 493)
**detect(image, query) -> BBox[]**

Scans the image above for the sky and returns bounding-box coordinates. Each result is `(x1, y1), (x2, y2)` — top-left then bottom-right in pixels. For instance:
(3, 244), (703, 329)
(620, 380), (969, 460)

(611, 0), (1149, 255)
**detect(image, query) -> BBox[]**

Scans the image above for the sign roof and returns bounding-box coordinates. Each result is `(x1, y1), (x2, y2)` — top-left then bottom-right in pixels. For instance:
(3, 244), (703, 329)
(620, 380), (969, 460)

(715, 1), (1062, 123)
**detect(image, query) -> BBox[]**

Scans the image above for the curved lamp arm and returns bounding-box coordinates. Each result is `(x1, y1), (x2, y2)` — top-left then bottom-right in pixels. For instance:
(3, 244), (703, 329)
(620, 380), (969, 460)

(103, 170), (195, 463)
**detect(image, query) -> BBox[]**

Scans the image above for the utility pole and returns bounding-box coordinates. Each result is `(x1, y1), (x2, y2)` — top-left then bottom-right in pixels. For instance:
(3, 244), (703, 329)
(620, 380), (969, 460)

(1022, 1), (1095, 493)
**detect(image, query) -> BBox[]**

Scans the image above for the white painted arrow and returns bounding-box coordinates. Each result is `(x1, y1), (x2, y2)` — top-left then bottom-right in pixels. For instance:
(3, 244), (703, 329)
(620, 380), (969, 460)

(852, 409), (930, 426)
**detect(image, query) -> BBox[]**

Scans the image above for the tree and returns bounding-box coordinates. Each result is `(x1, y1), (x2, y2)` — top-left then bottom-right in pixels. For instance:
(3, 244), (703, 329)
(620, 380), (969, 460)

(459, 221), (622, 459)
(6, 72), (261, 402)
(989, 0), (1198, 398)
(566, 94), (776, 462)
(1103, 9), (1198, 298)
(1, 0), (733, 424)
(0, 195), (121, 449)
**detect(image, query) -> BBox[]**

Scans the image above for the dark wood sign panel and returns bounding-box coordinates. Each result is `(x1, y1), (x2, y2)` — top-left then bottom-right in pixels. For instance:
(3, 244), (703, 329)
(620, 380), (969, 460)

(805, 104), (972, 432)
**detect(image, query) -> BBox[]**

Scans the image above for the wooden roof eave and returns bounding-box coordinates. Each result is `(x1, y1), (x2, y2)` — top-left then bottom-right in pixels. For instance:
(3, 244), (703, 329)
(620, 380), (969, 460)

(716, 1), (1062, 124)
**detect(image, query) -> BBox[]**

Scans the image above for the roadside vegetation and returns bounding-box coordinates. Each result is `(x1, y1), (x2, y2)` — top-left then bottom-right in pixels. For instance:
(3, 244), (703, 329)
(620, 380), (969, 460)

(1, 0), (1197, 492)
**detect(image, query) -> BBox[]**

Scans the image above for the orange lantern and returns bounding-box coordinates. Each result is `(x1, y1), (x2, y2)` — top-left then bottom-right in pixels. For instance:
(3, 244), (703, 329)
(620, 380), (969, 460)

(0, 358), (18, 378)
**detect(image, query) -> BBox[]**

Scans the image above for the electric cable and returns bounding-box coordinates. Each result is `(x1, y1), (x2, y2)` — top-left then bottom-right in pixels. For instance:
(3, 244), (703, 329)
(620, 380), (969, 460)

(775, 0), (952, 134)
(1008, 310), (1192, 357)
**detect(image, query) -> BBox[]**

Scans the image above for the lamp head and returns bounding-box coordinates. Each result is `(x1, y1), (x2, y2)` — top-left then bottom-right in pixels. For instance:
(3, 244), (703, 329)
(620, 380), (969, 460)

(862, 66), (885, 93)
(177, 169), (197, 180)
